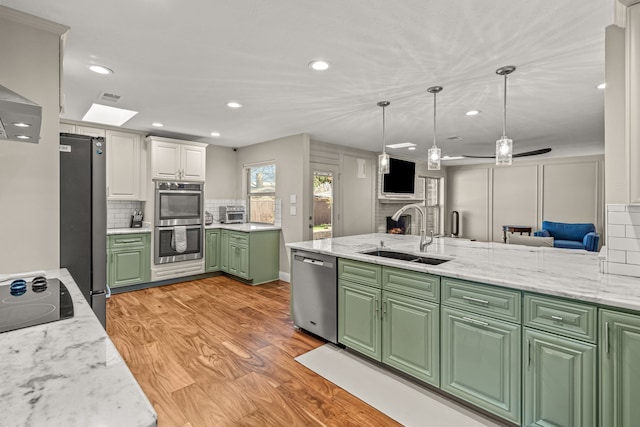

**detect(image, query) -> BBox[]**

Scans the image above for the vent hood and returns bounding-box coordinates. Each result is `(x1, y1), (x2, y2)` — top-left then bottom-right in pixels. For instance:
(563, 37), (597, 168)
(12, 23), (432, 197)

(0, 85), (42, 143)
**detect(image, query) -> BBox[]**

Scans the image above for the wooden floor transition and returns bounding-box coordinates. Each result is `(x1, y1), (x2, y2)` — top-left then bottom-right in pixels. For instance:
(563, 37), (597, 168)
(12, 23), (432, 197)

(106, 275), (400, 427)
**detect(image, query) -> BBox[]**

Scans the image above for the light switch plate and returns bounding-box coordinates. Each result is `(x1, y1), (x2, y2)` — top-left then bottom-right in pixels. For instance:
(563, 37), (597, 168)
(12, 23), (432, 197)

(290, 194), (297, 204)
(290, 206), (297, 215)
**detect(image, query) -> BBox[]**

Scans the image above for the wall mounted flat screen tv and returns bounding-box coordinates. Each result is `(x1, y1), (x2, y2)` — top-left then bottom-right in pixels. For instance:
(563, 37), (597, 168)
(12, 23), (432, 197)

(383, 158), (416, 194)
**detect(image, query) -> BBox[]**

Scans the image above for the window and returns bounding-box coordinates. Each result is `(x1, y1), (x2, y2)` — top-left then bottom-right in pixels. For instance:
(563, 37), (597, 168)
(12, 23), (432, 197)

(247, 164), (276, 224)
(424, 177), (441, 235)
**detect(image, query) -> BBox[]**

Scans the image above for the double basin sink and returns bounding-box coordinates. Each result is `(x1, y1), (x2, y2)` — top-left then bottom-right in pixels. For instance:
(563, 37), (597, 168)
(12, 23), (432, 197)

(361, 249), (450, 265)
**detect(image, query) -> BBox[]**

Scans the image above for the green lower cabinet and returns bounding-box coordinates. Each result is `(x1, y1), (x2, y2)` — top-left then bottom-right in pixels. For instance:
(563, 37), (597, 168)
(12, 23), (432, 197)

(523, 328), (596, 427)
(228, 243), (249, 279)
(441, 305), (521, 424)
(382, 291), (439, 387)
(600, 309), (640, 427)
(220, 230), (229, 272)
(205, 230), (221, 272)
(338, 280), (381, 360)
(108, 233), (150, 288)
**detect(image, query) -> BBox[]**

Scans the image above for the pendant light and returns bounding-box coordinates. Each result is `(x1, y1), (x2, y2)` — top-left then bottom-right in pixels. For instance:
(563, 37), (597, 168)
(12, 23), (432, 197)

(495, 65), (516, 165)
(427, 86), (443, 170)
(377, 101), (391, 174)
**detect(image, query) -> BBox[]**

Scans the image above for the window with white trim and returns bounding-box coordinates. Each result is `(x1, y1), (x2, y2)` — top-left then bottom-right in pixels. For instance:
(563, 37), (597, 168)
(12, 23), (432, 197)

(247, 164), (276, 224)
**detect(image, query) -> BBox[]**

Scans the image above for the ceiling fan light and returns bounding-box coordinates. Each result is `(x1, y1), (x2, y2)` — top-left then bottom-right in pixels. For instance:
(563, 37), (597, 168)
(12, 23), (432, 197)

(378, 152), (390, 174)
(428, 146), (441, 170)
(496, 137), (513, 165)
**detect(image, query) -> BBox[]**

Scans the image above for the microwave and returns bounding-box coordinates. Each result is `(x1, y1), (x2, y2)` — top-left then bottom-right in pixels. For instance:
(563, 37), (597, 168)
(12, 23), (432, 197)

(220, 205), (245, 224)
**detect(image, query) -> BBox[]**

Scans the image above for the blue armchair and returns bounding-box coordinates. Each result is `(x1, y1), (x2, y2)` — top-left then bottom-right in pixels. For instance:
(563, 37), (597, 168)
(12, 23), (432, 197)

(534, 221), (600, 252)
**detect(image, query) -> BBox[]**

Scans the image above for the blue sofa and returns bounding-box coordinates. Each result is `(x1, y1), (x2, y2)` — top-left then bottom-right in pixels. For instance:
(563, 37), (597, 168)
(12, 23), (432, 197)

(533, 221), (599, 252)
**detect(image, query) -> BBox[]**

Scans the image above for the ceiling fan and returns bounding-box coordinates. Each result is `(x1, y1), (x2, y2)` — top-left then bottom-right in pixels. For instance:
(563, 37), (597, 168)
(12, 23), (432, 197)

(462, 148), (552, 159)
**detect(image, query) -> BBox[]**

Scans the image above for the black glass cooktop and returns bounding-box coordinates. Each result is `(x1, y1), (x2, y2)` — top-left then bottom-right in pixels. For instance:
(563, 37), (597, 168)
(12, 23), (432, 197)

(0, 278), (74, 334)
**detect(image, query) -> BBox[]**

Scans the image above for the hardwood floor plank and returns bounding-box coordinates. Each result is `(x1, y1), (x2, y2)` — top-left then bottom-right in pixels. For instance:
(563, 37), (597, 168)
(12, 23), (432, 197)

(107, 276), (399, 426)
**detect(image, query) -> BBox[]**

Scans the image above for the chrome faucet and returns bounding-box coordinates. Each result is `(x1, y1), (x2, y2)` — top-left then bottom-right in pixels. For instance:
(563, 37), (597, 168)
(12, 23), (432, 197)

(391, 202), (433, 252)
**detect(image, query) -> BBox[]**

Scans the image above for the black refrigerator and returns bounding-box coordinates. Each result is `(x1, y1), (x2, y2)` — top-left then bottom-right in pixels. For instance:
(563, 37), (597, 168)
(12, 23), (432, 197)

(60, 133), (108, 327)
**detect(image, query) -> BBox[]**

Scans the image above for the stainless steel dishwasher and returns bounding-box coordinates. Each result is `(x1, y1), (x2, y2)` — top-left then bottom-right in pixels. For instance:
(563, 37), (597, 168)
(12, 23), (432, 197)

(291, 249), (338, 344)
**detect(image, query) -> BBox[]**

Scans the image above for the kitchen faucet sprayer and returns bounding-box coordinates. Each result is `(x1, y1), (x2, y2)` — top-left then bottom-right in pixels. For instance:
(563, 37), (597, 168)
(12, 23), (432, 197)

(391, 202), (433, 252)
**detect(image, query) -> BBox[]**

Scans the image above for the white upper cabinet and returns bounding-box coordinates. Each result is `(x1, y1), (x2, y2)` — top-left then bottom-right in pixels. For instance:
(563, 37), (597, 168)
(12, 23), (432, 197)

(106, 130), (144, 200)
(148, 136), (206, 181)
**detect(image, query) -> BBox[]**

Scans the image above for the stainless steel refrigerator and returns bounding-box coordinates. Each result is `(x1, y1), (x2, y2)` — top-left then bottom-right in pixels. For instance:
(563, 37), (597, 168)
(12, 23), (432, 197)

(59, 133), (108, 327)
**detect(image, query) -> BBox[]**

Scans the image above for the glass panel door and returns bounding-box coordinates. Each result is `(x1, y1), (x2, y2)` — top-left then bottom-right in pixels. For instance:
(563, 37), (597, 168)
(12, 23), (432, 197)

(313, 171), (334, 240)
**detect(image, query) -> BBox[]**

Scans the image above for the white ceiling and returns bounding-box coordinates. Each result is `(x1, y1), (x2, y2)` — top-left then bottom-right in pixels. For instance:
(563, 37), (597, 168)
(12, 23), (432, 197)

(3, 0), (613, 165)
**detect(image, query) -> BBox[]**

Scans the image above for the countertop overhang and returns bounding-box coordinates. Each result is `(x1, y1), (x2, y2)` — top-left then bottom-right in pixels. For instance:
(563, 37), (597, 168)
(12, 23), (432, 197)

(287, 234), (640, 312)
(0, 269), (157, 427)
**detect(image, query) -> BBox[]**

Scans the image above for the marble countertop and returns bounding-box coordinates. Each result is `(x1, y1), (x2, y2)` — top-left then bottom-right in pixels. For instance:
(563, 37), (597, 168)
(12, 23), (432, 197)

(0, 269), (157, 427)
(205, 223), (281, 232)
(287, 233), (640, 312)
(107, 226), (152, 235)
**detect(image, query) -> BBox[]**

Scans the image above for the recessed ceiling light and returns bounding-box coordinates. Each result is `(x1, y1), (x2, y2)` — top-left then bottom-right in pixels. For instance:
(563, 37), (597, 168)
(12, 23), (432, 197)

(465, 110), (480, 116)
(16, 135), (31, 139)
(226, 101), (243, 109)
(386, 142), (417, 149)
(407, 147), (416, 151)
(309, 60), (330, 71)
(597, 83), (606, 89)
(152, 122), (164, 127)
(210, 132), (221, 137)
(82, 103), (138, 126)
(13, 122), (31, 127)
(89, 65), (114, 75)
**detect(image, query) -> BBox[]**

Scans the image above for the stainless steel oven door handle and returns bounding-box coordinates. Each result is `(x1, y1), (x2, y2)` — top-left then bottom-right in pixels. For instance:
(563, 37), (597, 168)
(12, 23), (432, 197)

(157, 189), (202, 195)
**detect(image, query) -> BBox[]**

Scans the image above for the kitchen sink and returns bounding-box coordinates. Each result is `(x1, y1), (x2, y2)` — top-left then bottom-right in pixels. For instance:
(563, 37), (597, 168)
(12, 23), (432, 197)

(361, 250), (450, 265)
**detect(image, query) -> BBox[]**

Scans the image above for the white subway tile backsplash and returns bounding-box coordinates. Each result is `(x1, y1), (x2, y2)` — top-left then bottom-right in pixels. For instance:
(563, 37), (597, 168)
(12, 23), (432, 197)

(608, 224), (626, 237)
(608, 237), (640, 252)
(607, 262), (640, 277)
(607, 204), (626, 212)
(626, 225), (640, 239)
(107, 200), (143, 229)
(627, 205), (640, 213)
(607, 249), (626, 263)
(607, 212), (633, 225)
(627, 251), (640, 265)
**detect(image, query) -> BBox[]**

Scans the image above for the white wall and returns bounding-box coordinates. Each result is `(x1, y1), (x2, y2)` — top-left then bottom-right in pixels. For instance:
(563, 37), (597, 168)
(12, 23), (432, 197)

(0, 9), (67, 272)
(236, 134), (310, 275)
(205, 145), (237, 199)
(447, 155), (604, 242)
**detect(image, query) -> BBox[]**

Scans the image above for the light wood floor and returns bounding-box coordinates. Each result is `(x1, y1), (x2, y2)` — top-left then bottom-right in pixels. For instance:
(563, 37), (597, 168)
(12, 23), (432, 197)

(106, 276), (400, 427)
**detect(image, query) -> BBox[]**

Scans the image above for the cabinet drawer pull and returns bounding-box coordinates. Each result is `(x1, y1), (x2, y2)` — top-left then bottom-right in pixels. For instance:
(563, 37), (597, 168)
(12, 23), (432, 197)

(462, 295), (489, 305)
(550, 315), (564, 322)
(462, 316), (489, 327)
(117, 239), (139, 244)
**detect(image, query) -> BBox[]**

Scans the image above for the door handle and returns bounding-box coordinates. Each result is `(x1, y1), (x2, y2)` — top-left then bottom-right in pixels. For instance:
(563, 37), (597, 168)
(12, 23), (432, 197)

(604, 321), (610, 354)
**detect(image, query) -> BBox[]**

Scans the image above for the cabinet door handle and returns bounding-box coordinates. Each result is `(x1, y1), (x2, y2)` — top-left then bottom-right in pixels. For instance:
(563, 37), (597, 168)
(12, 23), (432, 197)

(528, 339), (532, 367)
(462, 295), (489, 305)
(375, 298), (379, 314)
(604, 321), (610, 354)
(383, 300), (387, 314)
(462, 316), (489, 327)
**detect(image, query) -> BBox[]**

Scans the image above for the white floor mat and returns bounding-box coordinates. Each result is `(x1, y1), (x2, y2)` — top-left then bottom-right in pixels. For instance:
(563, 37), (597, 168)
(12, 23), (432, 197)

(295, 344), (506, 427)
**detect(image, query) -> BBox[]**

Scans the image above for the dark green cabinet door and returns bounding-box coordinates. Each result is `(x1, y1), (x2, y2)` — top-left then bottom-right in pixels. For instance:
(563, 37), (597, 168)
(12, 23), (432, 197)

(205, 230), (220, 272)
(600, 310), (640, 427)
(220, 230), (229, 272)
(109, 246), (149, 287)
(441, 306), (521, 424)
(523, 328), (596, 427)
(338, 280), (381, 360)
(382, 292), (439, 386)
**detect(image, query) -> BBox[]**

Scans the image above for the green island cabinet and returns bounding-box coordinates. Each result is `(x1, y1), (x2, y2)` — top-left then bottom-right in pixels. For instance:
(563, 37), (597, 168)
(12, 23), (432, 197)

(522, 294), (597, 427)
(338, 258), (440, 387)
(214, 229), (279, 285)
(107, 233), (151, 288)
(600, 309), (640, 427)
(440, 277), (521, 424)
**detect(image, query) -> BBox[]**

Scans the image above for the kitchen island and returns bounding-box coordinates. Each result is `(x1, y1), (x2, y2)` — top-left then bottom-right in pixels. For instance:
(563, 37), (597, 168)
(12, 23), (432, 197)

(0, 269), (157, 427)
(288, 233), (640, 310)
(287, 233), (640, 427)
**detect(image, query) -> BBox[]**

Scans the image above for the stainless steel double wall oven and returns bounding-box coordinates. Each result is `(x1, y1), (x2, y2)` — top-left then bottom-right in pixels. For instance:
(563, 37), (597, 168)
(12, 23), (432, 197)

(154, 181), (203, 264)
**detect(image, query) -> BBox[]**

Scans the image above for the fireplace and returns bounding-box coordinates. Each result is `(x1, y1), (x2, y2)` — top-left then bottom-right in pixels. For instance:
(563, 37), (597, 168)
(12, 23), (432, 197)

(386, 215), (411, 235)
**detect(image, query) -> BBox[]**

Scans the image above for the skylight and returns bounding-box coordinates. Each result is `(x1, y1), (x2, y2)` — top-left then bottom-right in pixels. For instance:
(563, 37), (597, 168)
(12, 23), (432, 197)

(82, 103), (138, 126)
